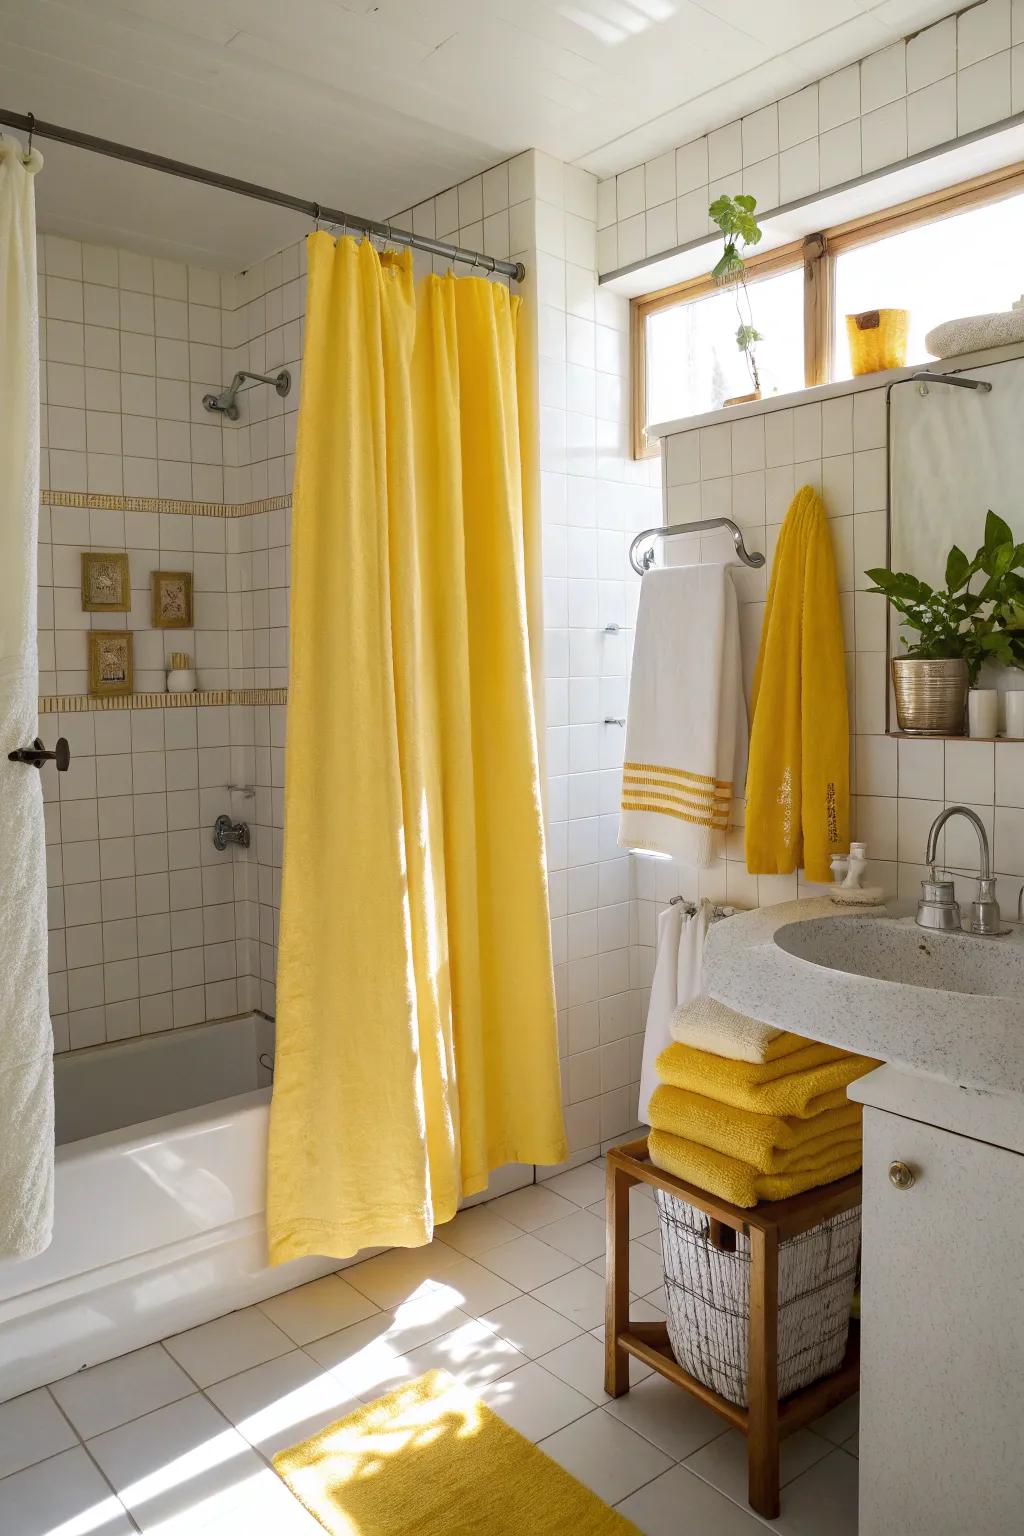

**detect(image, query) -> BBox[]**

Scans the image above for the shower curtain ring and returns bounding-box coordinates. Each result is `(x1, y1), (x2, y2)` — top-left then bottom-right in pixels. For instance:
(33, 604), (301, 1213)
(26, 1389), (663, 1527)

(26, 112), (35, 155)
(312, 203), (321, 233)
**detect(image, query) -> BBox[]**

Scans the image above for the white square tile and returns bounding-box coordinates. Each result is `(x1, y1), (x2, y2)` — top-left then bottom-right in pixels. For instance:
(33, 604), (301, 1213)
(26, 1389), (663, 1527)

(996, 740), (1024, 805)
(645, 200), (677, 257)
(205, 1348), (361, 1458)
(819, 120), (861, 187)
(305, 1290), (473, 1391)
(959, 0), (1011, 68)
(542, 1161), (606, 1208)
(684, 1424), (833, 1503)
(616, 1461), (761, 1534)
(489, 1184), (578, 1231)
(945, 740), (994, 803)
(676, 188), (710, 245)
(88, 1392), (312, 1535)
(480, 1361), (593, 1442)
(958, 50), (1012, 132)
(898, 737), (945, 800)
(533, 1207), (606, 1262)
(603, 1369), (725, 1458)
(0, 1387), (77, 1478)
(541, 1405), (672, 1503)
(479, 1293), (582, 1358)
(743, 154), (778, 213)
(908, 16), (956, 90)
(437, 1203), (522, 1256)
(531, 1263), (607, 1328)
(780, 139), (819, 204)
(341, 1237), (461, 1308)
(707, 126), (744, 188)
(861, 41), (906, 113)
(742, 103), (778, 163)
(995, 804), (1024, 874)
(615, 165), (644, 220)
(399, 1316), (527, 1396)
(539, 1331), (650, 1405)
(779, 84), (818, 149)
(476, 1233), (578, 1290)
(819, 63), (860, 131)
(422, 1257), (520, 1318)
(644, 151), (676, 209)
(0, 1447), (134, 1536)
(907, 75), (957, 155)
(50, 1344), (193, 1440)
(862, 98), (907, 173)
(163, 1304), (293, 1387)
(258, 1274), (379, 1346)
(675, 138), (708, 195)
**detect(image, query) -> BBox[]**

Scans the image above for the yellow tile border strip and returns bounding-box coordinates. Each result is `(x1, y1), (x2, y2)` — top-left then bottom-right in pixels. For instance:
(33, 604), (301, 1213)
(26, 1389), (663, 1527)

(39, 687), (288, 712)
(42, 491), (291, 519)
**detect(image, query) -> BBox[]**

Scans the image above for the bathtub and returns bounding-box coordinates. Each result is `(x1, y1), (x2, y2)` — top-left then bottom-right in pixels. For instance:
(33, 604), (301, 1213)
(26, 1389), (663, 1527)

(0, 1015), (337, 1402)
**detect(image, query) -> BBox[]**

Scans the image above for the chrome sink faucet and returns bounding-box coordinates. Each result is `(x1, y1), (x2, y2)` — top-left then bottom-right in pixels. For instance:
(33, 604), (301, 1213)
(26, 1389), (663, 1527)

(917, 805), (1001, 936)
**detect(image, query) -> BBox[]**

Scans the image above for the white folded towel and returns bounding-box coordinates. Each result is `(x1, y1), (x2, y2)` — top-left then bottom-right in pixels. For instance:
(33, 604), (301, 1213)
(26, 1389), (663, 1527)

(618, 564), (746, 866)
(670, 992), (783, 1065)
(639, 899), (712, 1122)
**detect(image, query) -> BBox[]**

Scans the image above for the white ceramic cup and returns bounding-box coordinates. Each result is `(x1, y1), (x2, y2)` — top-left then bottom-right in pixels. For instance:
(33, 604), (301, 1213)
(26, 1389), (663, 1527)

(968, 688), (998, 739)
(1003, 691), (1024, 739)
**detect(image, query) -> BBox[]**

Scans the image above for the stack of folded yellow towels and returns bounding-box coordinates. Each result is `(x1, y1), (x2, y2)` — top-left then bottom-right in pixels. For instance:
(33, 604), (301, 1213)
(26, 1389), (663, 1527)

(648, 994), (878, 1208)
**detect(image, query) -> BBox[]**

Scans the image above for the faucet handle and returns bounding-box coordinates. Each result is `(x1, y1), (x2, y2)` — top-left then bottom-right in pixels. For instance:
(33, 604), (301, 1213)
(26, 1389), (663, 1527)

(966, 875), (1003, 936)
(917, 871), (961, 931)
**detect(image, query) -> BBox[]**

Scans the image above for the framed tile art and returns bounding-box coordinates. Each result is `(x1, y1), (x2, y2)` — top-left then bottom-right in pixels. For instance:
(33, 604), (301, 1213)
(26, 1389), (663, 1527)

(151, 570), (193, 628)
(81, 551), (130, 612)
(88, 631), (134, 698)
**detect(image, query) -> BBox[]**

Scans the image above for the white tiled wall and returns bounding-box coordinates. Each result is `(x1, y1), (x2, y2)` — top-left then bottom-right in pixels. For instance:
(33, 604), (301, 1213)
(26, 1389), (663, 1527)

(597, 0), (1024, 275)
(649, 386), (1024, 983)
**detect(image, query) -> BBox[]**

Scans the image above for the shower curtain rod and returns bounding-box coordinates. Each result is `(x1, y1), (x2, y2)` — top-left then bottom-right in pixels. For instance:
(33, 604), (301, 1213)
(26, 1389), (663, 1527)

(0, 109), (527, 282)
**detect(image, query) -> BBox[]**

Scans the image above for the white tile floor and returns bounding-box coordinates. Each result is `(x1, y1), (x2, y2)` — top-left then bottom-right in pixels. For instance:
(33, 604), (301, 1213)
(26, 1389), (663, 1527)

(0, 1160), (859, 1534)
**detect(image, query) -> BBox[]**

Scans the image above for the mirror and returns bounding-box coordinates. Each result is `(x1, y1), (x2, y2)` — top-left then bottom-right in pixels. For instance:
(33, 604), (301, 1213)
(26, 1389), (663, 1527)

(886, 355), (1024, 731)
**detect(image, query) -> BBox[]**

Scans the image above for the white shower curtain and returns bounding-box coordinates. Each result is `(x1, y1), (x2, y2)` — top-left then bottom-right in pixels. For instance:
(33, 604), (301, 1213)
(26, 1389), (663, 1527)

(0, 133), (53, 1260)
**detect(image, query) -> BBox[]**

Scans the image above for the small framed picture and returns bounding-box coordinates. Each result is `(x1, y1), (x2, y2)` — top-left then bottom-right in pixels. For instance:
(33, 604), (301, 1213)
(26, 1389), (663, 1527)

(151, 570), (193, 629)
(81, 552), (130, 612)
(89, 631), (134, 698)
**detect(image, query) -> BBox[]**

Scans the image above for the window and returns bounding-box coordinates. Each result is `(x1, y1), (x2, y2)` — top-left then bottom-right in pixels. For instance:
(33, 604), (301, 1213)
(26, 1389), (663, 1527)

(831, 185), (1024, 379)
(631, 161), (1024, 457)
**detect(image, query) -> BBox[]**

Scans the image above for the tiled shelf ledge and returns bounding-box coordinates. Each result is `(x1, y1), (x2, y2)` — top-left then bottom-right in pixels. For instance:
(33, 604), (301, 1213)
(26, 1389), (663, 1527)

(41, 490), (292, 519)
(39, 687), (287, 712)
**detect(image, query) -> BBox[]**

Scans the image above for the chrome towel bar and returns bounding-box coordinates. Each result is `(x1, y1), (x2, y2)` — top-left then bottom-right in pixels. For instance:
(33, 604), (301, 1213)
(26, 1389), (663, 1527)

(629, 517), (765, 574)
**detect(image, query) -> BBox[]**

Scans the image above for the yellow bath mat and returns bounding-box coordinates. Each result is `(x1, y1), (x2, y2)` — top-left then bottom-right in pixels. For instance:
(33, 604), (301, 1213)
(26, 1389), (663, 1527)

(272, 1369), (641, 1535)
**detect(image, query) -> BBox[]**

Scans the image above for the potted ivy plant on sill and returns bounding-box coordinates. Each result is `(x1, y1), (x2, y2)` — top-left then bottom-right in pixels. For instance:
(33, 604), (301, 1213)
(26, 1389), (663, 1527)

(866, 512), (1024, 735)
(709, 192), (764, 406)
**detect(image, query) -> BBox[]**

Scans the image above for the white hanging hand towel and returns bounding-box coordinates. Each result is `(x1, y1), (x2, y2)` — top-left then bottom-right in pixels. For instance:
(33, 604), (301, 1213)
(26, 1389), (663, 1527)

(638, 899), (712, 1123)
(0, 135), (53, 1261)
(619, 564), (746, 866)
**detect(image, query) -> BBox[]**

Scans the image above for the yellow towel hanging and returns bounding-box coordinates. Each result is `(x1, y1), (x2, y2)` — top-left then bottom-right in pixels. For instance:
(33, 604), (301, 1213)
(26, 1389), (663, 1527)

(745, 485), (849, 884)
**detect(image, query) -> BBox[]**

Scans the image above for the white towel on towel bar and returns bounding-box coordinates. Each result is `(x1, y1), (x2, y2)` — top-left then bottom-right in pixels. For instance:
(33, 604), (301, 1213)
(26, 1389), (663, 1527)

(639, 899), (712, 1123)
(618, 564), (746, 866)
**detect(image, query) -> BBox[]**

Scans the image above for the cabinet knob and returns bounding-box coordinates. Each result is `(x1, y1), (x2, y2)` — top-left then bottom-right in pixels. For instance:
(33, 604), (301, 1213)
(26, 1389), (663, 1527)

(888, 1160), (916, 1190)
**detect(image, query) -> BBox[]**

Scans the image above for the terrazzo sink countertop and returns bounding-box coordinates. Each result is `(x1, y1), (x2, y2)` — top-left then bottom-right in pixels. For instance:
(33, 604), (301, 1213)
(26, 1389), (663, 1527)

(704, 897), (1024, 1097)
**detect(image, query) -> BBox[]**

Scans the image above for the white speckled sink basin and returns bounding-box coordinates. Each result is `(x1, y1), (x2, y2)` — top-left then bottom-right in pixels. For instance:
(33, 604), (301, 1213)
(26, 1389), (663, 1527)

(704, 900), (1024, 1094)
(774, 917), (1024, 998)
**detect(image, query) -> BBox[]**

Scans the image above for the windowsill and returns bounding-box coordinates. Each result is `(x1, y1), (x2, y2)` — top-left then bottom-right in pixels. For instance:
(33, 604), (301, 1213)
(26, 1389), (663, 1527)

(646, 339), (1024, 441)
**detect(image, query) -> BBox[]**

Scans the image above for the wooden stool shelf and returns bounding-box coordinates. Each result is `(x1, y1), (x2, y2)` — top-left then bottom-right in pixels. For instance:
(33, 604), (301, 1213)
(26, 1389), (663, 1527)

(605, 1137), (861, 1520)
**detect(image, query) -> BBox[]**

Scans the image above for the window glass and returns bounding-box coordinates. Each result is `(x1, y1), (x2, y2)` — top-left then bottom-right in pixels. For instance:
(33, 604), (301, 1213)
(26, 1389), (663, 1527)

(645, 267), (804, 431)
(833, 190), (1024, 378)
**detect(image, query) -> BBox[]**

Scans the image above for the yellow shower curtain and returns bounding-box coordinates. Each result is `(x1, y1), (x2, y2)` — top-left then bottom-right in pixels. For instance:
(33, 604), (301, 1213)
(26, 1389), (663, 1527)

(267, 235), (566, 1264)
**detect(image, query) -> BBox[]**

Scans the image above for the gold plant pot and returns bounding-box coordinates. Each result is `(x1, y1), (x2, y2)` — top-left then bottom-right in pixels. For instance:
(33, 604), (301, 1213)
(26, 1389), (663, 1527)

(846, 309), (909, 375)
(891, 657), (968, 736)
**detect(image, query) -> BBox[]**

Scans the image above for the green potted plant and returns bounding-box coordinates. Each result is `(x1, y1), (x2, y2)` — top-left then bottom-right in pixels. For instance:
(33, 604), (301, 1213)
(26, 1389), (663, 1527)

(709, 193), (764, 404)
(866, 512), (1024, 734)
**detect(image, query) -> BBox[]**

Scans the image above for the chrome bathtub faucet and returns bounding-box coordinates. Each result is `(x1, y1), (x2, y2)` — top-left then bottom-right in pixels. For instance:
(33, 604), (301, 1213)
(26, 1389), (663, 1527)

(917, 805), (1001, 936)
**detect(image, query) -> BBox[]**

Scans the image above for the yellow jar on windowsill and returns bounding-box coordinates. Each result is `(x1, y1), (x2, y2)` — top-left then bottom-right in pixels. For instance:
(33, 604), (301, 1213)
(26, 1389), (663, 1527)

(846, 309), (909, 375)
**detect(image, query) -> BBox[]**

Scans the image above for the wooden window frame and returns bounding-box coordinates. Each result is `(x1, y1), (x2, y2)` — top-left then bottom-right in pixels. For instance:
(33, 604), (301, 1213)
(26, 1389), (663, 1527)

(630, 158), (1024, 459)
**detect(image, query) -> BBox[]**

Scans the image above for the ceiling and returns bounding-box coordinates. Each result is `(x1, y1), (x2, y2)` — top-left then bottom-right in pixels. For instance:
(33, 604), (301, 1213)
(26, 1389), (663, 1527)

(1, 0), (961, 269)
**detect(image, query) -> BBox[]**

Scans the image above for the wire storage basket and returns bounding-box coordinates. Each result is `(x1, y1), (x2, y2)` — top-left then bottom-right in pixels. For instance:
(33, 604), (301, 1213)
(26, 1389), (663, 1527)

(655, 1188), (861, 1407)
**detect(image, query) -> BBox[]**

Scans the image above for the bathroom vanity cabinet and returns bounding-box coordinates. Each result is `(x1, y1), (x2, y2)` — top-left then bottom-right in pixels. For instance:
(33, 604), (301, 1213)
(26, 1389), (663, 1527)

(851, 1070), (1024, 1536)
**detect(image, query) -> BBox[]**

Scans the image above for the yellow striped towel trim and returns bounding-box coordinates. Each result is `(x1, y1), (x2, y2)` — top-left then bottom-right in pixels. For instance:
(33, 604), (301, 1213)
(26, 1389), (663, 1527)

(622, 772), (732, 804)
(621, 797), (730, 830)
(621, 786), (731, 820)
(624, 760), (732, 791)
